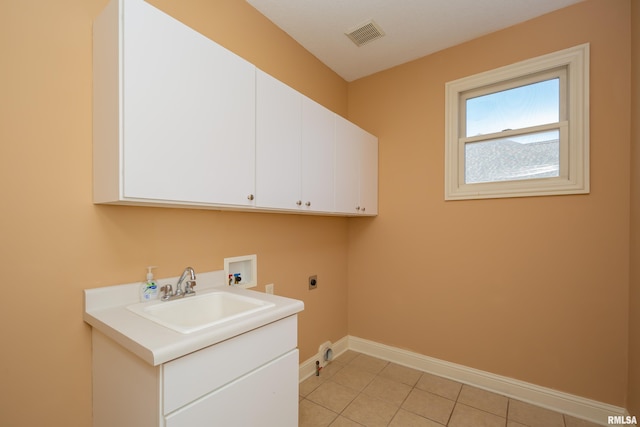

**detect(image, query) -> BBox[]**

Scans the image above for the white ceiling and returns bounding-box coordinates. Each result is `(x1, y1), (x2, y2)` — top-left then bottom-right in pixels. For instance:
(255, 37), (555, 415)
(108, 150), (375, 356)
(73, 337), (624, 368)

(245, 0), (584, 82)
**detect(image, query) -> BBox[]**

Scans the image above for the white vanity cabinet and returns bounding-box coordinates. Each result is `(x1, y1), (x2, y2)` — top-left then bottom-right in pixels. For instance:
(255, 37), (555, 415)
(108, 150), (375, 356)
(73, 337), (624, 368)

(334, 115), (379, 215)
(92, 315), (299, 427)
(255, 70), (335, 213)
(93, 0), (257, 208)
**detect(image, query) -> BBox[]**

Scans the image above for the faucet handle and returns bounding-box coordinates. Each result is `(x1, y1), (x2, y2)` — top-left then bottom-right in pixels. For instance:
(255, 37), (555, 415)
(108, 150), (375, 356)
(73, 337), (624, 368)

(184, 280), (197, 295)
(160, 284), (173, 300)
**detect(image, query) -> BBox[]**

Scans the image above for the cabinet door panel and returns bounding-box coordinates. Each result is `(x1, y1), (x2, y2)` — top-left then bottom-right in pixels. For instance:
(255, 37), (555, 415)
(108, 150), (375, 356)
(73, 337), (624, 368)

(334, 115), (378, 215)
(334, 116), (361, 214)
(301, 97), (335, 212)
(122, 0), (255, 205)
(255, 70), (301, 209)
(165, 350), (298, 427)
(359, 131), (379, 215)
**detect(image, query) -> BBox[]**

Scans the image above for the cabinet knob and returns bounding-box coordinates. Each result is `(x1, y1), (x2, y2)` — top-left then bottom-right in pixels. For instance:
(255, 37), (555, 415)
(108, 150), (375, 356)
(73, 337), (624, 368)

(305, 201), (311, 207)
(356, 206), (360, 211)
(361, 207), (366, 212)
(296, 200), (302, 206)
(247, 194), (254, 201)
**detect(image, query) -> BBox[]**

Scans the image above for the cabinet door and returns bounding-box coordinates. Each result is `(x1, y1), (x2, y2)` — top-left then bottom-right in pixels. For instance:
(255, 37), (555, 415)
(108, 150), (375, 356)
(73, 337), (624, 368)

(334, 115), (361, 214)
(255, 70), (302, 210)
(359, 131), (378, 215)
(165, 350), (299, 427)
(301, 97), (335, 212)
(334, 115), (378, 215)
(122, 0), (256, 206)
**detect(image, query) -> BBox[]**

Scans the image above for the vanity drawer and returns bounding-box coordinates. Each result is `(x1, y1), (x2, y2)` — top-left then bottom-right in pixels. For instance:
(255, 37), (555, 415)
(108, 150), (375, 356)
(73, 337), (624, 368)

(162, 315), (297, 414)
(165, 349), (298, 427)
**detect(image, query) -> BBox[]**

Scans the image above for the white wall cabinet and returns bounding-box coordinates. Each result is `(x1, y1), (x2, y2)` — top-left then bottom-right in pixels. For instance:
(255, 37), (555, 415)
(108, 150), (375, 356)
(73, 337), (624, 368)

(255, 71), (336, 213)
(335, 115), (379, 215)
(92, 315), (299, 427)
(93, 0), (376, 216)
(93, 0), (256, 208)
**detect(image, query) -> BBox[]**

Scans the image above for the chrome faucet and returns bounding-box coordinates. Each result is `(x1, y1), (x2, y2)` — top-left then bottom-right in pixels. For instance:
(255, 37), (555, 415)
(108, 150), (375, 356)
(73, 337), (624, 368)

(175, 266), (196, 296)
(161, 267), (196, 301)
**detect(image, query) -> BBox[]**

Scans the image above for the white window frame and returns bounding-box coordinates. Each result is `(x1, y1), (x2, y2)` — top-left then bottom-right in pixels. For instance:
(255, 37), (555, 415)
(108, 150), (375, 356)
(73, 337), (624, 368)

(445, 44), (589, 200)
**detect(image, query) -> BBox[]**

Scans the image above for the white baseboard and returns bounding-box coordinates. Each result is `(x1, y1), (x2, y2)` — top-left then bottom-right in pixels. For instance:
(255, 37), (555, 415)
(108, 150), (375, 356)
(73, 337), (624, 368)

(300, 335), (628, 426)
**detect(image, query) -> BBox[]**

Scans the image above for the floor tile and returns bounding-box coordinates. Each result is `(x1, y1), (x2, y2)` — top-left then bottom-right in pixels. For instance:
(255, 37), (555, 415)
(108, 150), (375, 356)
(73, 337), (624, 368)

(300, 350), (602, 427)
(415, 372), (462, 401)
(331, 365), (377, 391)
(337, 350), (361, 364)
(448, 403), (506, 427)
(348, 354), (389, 374)
(300, 373), (328, 397)
(299, 399), (339, 427)
(329, 415), (364, 426)
(342, 393), (400, 427)
(321, 360), (347, 378)
(508, 399), (565, 427)
(307, 380), (360, 413)
(379, 362), (423, 387)
(362, 375), (412, 406)
(389, 409), (445, 427)
(402, 388), (456, 425)
(457, 384), (508, 417)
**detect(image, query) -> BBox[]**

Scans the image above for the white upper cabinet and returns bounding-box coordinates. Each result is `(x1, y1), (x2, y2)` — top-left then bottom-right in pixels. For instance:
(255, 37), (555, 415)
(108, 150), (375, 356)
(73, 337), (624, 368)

(300, 96), (336, 212)
(93, 0), (376, 216)
(255, 70), (302, 210)
(255, 71), (336, 213)
(93, 0), (256, 207)
(359, 131), (379, 215)
(334, 115), (378, 215)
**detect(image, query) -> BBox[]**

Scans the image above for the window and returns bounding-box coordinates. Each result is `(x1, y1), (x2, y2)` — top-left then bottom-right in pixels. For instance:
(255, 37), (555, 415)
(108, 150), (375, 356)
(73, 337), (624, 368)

(445, 44), (589, 200)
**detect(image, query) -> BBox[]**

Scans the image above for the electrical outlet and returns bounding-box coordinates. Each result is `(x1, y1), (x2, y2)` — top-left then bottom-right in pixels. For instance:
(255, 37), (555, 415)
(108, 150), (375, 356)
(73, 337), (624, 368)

(309, 275), (317, 290)
(265, 283), (274, 294)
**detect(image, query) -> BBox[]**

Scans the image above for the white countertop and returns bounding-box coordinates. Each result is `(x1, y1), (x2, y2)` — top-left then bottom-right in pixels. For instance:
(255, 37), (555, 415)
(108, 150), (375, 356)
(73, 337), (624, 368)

(84, 270), (304, 366)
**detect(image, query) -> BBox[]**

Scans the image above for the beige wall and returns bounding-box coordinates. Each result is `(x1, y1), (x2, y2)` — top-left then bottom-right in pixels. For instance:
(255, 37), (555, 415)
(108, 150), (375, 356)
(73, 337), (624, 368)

(629, 0), (640, 416)
(0, 1), (349, 426)
(1, 0), (637, 425)
(347, 0), (632, 406)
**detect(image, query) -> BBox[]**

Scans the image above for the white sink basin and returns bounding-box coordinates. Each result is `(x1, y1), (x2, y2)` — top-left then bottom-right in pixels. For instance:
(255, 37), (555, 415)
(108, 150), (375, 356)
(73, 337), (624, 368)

(127, 291), (275, 334)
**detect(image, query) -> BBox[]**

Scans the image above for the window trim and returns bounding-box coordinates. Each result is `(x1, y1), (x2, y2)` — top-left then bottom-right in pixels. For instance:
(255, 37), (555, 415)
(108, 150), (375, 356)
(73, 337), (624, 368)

(444, 44), (589, 200)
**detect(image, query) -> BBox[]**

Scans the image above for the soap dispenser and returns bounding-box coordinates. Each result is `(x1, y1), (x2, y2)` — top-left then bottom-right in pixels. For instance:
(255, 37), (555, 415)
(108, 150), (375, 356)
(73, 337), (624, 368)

(140, 266), (158, 302)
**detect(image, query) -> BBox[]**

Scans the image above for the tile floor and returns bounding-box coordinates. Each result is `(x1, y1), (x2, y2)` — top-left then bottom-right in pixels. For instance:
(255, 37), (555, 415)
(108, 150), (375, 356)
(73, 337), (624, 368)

(299, 351), (602, 427)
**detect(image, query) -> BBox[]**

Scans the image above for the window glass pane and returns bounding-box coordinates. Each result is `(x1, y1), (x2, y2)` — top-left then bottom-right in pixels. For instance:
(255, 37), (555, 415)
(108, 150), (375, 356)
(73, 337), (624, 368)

(465, 78), (559, 137)
(465, 130), (560, 184)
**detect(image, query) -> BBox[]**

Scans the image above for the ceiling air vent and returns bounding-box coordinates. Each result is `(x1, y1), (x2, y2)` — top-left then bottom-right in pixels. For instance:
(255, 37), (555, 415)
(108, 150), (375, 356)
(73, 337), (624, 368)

(345, 19), (385, 47)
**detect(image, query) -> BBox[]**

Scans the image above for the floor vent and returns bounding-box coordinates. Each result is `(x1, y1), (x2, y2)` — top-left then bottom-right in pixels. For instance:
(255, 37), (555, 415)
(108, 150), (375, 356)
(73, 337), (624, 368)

(345, 19), (385, 47)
